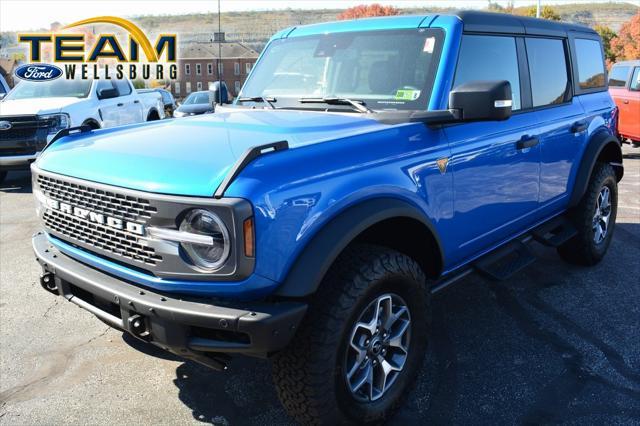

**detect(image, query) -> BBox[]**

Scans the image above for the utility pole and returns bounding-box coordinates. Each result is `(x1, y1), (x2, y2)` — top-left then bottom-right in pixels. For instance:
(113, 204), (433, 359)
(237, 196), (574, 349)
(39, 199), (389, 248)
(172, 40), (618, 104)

(536, 0), (541, 18)
(217, 0), (222, 105)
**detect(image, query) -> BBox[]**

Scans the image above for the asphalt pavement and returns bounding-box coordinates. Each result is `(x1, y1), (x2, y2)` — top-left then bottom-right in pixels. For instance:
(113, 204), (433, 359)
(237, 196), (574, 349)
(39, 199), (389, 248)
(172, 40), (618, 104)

(1, 145), (639, 425)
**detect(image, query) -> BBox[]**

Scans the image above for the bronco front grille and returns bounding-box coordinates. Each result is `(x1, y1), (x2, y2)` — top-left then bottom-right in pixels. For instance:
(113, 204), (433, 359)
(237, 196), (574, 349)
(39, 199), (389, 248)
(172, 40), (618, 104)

(44, 209), (162, 265)
(37, 174), (162, 266)
(37, 174), (157, 222)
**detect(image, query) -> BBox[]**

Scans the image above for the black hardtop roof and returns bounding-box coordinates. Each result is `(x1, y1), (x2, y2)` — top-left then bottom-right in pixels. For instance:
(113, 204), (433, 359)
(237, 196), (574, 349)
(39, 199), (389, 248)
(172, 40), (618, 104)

(455, 11), (598, 38)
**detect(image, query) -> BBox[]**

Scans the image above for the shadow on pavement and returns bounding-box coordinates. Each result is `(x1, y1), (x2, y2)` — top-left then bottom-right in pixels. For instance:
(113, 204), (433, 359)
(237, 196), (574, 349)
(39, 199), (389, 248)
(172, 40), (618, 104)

(0, 170), (33, 194)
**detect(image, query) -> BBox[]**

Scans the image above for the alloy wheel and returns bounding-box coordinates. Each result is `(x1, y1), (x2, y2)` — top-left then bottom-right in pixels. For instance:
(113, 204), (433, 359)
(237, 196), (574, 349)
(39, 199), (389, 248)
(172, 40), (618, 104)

(344, 293), (411, 402)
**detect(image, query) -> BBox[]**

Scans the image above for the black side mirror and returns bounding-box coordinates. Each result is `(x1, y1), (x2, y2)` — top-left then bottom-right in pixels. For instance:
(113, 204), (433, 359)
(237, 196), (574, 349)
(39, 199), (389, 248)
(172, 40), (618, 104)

(97, 87), (118, 100)
(449, 80), (512, 122)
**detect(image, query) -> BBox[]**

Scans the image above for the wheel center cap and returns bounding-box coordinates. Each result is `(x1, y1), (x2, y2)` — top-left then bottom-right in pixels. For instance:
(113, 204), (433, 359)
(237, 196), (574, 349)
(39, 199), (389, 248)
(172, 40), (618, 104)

(369, 338), (383, 355)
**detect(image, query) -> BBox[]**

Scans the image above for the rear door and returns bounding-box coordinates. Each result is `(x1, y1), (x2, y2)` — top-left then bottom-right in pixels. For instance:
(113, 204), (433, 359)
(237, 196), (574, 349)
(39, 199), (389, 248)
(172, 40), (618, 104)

(527, 36), (587, 217)
(625, 67), (640, 140)
(113, 80), (143, 124)
(444, 34), (541, 264)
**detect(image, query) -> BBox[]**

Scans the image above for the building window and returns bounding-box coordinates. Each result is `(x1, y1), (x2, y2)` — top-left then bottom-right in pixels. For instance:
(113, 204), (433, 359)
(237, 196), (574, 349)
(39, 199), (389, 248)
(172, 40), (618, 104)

(245, 62), (252, 74)
(196, 63), (202, 75)
(197, 81), (203, 91)
(218, 62), (224, 75)
(207, 63), (213, 75)
(184, 63), (190, 75)
(234, 62), (240, 75)
(186, 82), (191, 94)
(234, 81), (241, 95)
(174, 82), (181, 95)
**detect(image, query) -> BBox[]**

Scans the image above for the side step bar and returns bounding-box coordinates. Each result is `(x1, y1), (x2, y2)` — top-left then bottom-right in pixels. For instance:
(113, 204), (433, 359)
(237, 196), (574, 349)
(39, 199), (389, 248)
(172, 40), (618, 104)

(430, 215), (575, 294)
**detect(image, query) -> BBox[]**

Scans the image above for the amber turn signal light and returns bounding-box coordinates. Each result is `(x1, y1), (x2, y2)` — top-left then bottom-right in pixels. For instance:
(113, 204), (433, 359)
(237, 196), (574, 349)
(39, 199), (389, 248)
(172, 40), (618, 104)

(243, 218), (255, 258)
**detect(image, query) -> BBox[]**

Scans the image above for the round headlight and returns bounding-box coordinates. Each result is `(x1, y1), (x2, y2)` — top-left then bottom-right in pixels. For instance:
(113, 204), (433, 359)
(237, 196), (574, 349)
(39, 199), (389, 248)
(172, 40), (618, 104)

(179, 209), (230, 271)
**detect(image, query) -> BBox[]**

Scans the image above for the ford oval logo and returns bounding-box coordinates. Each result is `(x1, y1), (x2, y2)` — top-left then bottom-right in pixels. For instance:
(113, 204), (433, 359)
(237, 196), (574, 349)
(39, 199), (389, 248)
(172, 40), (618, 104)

(14, 63), (63, 82)
(0, 121), (12, 131)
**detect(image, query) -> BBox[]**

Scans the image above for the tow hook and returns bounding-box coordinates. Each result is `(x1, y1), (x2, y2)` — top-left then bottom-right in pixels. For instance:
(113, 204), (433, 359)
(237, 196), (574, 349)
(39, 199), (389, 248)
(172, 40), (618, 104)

(128, 314), (151, 341)
(40, 273), (58, 294)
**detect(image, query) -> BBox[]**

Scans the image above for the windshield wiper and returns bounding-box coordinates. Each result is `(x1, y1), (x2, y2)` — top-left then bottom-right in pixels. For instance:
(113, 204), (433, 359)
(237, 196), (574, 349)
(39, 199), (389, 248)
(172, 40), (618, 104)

(237, 96), (276, 109)
(298, 97), (373, 113)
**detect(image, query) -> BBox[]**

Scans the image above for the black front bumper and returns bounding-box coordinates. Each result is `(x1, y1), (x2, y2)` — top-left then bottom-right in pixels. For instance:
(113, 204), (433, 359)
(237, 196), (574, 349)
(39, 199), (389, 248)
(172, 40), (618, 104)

(33, 232), (307, 369)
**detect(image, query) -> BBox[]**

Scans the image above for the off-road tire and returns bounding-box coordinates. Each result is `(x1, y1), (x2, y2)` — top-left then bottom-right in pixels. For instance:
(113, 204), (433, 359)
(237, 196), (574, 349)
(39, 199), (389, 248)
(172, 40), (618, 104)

(272, 245), (430, 425)
(558, 163), (618, 265)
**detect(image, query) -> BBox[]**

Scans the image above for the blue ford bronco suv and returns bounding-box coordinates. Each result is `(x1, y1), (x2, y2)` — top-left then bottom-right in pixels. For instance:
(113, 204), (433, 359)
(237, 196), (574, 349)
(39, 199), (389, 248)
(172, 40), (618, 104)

(32, 11), (622, 424)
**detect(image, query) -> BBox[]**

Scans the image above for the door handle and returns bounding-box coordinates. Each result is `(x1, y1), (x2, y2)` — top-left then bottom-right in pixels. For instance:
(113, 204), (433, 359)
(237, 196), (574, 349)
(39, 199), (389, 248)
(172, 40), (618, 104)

(571, 121), (588, 133)
(517, 135), (539, 150)
(134, 100), (140, 104)
(117, 103), (124, 107)
(622, 99), (629, 104)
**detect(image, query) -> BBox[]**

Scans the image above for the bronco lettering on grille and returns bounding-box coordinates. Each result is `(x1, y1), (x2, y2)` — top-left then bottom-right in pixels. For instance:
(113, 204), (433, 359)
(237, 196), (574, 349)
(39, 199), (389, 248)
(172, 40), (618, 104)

(45, 197), (145, 235)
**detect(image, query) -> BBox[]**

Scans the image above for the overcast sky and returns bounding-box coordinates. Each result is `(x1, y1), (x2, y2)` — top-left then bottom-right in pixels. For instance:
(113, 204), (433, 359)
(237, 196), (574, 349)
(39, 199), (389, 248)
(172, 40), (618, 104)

(1, 0), (638, 31)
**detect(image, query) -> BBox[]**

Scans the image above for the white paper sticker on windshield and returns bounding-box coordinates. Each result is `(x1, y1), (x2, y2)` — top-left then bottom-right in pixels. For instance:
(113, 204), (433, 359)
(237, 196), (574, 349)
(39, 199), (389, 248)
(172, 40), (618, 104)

(423, 37), (435, 53)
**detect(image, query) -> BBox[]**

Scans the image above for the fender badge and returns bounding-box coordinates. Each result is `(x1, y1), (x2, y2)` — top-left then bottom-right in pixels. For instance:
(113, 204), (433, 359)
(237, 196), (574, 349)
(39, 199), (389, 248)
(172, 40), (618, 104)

(437, 158), (449, 174)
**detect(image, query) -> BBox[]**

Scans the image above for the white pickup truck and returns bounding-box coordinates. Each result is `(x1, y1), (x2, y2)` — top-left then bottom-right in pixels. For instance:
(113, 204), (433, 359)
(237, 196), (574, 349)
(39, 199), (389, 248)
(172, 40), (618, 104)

(0, 78), (164, 183)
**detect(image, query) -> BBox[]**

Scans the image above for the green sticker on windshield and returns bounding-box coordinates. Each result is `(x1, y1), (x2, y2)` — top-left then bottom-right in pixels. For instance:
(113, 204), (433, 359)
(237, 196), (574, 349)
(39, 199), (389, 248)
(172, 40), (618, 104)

(395, 89), (420, 101)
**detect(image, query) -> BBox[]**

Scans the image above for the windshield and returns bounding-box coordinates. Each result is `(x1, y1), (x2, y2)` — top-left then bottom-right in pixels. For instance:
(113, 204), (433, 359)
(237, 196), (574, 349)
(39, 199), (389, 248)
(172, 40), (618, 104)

(240, 29), (442, 111)
(183, 92), (211, 105)
(5, 79), (92, 100)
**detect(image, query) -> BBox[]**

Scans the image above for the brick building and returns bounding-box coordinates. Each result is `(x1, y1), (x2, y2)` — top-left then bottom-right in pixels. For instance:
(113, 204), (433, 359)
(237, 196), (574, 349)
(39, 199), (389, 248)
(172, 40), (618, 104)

(172, 34), (259, 100)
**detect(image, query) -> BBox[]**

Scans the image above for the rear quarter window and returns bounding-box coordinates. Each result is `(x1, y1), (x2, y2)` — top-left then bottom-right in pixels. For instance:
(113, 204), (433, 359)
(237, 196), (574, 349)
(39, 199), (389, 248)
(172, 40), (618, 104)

(574, 38), (606, 90)
(608, 66), (630, 87)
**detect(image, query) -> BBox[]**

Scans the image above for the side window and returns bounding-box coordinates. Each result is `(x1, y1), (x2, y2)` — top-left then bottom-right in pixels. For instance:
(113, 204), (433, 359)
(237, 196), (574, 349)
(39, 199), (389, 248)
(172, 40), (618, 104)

(113, 80), (132, 96)
(631, 67), (640, 91)
(574, 38), (606, 90)
(526, 38), (569, 107)
(608, 66), (630, 87)
(454, 35), (521, 110)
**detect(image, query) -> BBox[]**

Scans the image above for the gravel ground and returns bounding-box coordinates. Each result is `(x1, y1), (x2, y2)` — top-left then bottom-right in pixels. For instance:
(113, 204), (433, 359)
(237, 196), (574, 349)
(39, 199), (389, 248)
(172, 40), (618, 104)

(1, 145), (639, 425)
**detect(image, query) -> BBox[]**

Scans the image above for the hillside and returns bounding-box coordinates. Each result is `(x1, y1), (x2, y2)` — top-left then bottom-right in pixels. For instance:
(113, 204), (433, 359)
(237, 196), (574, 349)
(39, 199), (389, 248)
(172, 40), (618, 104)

(1, 2), (638, 56)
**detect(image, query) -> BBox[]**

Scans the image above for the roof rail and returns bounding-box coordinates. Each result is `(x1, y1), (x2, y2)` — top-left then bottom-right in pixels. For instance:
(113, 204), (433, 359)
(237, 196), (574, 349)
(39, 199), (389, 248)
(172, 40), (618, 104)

(213, 140), (289, 199)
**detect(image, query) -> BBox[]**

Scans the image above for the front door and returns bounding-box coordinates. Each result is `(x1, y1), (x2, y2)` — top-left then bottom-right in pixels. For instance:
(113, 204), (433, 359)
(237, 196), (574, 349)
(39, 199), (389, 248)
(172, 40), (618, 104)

(444, 34), (540, 266)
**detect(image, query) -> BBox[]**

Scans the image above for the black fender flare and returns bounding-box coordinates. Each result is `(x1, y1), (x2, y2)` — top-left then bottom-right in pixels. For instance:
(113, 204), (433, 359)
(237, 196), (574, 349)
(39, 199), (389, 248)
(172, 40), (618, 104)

(569, 130), (623, 208)
(275, 198), (444, 298)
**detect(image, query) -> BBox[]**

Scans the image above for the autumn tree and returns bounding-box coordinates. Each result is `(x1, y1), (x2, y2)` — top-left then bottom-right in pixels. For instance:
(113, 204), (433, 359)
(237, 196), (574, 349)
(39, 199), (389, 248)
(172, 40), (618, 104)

(610, 13), (640, 62)
(594, 25), (618, 67)
(338, 4), (400, 20)
(520, 5), (562, 21)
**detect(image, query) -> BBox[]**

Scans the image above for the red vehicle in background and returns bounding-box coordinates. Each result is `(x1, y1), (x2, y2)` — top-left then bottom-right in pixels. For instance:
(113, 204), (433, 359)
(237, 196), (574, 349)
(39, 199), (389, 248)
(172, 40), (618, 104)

(609, 60), (640, 147)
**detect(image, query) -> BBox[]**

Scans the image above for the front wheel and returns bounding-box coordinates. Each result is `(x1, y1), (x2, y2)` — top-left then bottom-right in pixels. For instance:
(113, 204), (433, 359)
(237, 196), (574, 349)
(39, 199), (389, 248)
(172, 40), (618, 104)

(273, 245), (430, 424)
(558, 163), (618, 265)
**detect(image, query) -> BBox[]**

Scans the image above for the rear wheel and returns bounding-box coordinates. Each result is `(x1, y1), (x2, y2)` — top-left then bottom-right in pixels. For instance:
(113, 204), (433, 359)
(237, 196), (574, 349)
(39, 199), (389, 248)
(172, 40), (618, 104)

(558, 163), (618, 265)
(273, 245), (430, 424)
